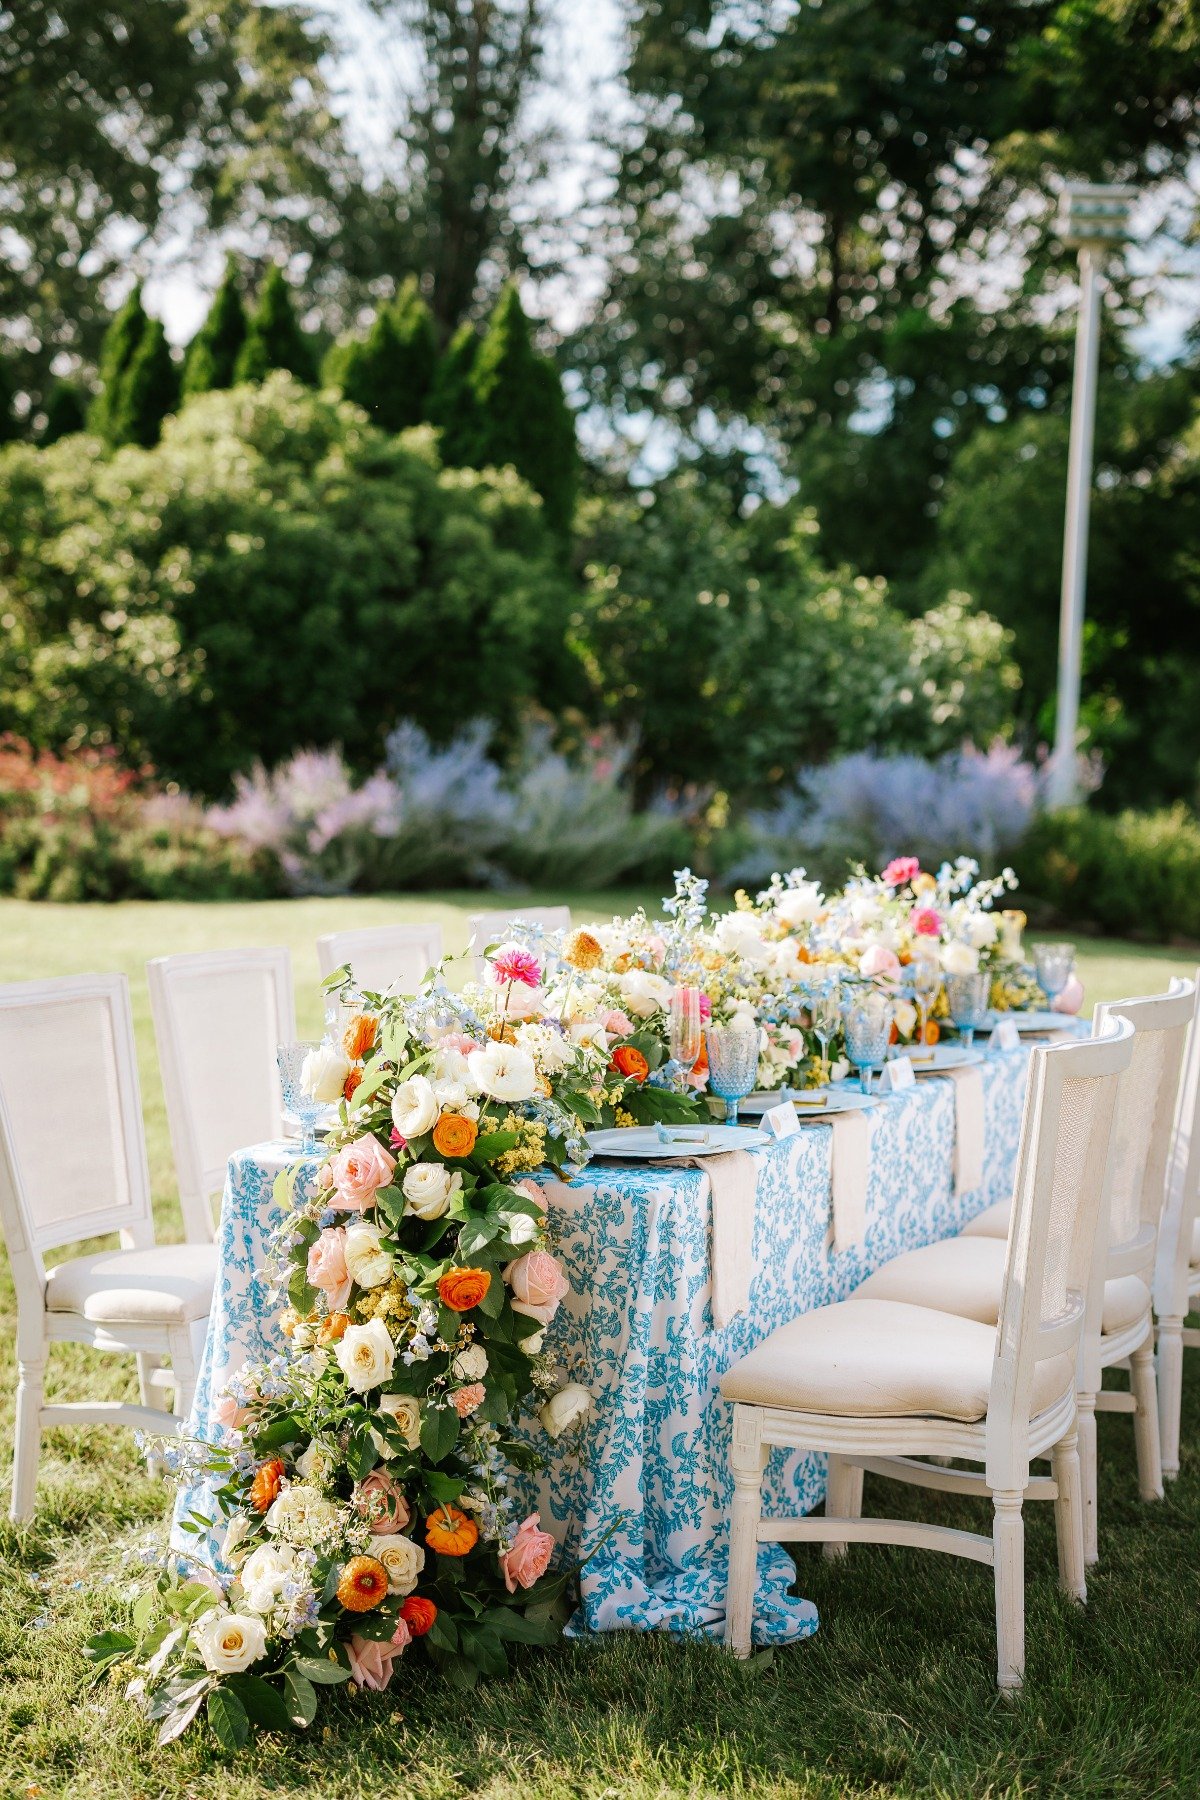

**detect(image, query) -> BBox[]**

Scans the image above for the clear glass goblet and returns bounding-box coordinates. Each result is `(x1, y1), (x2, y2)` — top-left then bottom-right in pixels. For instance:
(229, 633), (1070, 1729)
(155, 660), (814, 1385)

(945, 972), (991, 1052)
(704, 1022), (760, 1126)
(909, 955), (943, 1057)
(277, 1041), (327, 1155)
(1033, 942), (1076, 1003)
(667, 985), (702, 1086)
(809, 977), (841, 1085)
(841, 987), (894, 1093)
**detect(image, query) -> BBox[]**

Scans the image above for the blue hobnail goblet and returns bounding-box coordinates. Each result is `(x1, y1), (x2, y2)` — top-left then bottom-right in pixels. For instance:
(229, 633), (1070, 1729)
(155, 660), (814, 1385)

(945, 971), (991, 1053)
(277, 1041), (327, 1155)
(841, 987), (894, 1094)
(704, 1022), (760, 1127)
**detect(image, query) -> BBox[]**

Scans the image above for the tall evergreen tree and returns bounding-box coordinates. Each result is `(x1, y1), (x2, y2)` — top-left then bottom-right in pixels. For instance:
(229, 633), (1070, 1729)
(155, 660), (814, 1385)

(40, 379), (88, 443)
(90, 285), (149, 445)
(324, 277), (439, 432)
(0, 360), (17, 443)
(467, 284), (576, 539)
(182, 260), (247, 396)
(110, 318), (179, 448)
(234, 265), (315, 385)
(429, 320), (482, 467)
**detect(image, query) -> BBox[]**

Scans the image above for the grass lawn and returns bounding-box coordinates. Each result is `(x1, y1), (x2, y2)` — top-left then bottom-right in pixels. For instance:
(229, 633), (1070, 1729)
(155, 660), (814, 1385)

(1, 894), (1198, 1799)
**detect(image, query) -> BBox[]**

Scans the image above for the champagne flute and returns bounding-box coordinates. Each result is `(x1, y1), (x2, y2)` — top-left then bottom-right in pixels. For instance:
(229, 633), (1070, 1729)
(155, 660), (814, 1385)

(909, 955), (942, 1060)
(667, 985), (702, 1086)
(809, 977), (841, 1086)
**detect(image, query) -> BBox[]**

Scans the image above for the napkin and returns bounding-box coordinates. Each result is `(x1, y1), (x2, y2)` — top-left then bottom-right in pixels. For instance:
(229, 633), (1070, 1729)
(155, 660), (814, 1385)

(828, 1109), (871, 1252)
(674, 1149), (760, 1330)
(939, 1064), (985, 1195)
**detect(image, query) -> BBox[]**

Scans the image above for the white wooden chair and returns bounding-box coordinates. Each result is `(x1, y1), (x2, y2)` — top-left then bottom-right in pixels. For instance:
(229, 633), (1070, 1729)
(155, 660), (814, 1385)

(720, 1019), (1133, 1691)
(148, 948), (294, 1242)
(0, 974), (216, 1522)
(469, 905), (571, 978)
(1155, 969), (1200, 1480)
(851, 982), (1194, 1565)
(316, 924), (443, 996)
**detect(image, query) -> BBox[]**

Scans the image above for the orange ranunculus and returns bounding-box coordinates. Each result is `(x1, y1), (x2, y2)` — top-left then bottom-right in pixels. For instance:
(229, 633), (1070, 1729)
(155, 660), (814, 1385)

(923, 1020), (941, 1046)
(691, 1045), (708, 1078)
(432, 1112), (478, 1159)
(249, 1457), (286, 1513)
(888, 1022), (900, 1045)
(318, 1311), (351, 1344)
(562, 927), (604, 972)
(399, 1594), (438, 1636)
(437, 1267), (491, 1312)
(342, 1014), (378, 1061)
(337, 1554), (389, 1612)
(424, 1506), (479, 1557)
(610, 1044), (650, 1083)
(344, 1066), (363, 1102)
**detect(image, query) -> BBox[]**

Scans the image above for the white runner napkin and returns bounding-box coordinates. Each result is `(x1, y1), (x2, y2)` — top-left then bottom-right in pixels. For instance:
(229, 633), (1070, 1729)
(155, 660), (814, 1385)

(675, 1149), (760, 1330)
(828, 1109), (871, 1252)
(939, 1065), (985, 1195)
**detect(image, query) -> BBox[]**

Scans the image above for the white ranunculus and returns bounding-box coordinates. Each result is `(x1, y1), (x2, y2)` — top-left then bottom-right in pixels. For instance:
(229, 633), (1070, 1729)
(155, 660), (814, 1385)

(499, 1210), (540, 1248)
(712, 912), (770, 965)
(774, 881), (823, 928)
(240, 1543), (302, 1615)
(617, 968), (673, 1018)
(451, 1343), (489, 1383)
(430, 1048), (480, 1109)
(343, 1221), (394, 1289)
(540, 1381), (593, 1439)
(401, 1161), (461, 1220)
(467, 1042), (538, 1102)
(264, 1483), (342, 1547)
(373, 1532), (426, 1596)
(569, 1018), (610, 1053)
(301, 1042), (352, 1104)
(295, 1439), (335, 1486)
(961, 911), (999, 950)
(376, 1392), (421, 1450)
(391, 1073), (440, 1140)
(335, 1317), (395, 1392)
(941, 940), (981, 976)
(192, 1610), (267, 1675)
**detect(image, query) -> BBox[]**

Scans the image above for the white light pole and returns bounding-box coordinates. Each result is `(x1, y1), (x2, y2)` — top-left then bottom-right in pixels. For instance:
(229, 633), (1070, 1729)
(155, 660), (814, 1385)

(1048, 181), (1138, 810)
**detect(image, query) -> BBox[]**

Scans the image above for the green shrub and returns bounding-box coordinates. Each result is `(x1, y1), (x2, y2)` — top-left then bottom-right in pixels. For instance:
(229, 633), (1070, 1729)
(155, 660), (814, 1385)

(1021, 804), (1200, 942)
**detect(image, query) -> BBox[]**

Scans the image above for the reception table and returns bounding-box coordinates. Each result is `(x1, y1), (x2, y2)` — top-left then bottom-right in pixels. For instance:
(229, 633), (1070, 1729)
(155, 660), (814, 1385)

(173, 1042), (1048, 1646)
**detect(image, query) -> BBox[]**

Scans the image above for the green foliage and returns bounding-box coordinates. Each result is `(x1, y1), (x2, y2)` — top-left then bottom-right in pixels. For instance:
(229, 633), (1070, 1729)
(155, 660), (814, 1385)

(39, 379), (88, 444)
(110, 318), (179, 449)
(89, 286), (149, 446)
(325, 277), (439, 432)
(1022, 803), (1200, 943)
(0, 361), (16, 444)
(430, 321), (483, 464)
(466, 286), (577, 540)
(181, 259), (247, 395)
(0, 375), (576, 796)
(234, 266), (316, 386)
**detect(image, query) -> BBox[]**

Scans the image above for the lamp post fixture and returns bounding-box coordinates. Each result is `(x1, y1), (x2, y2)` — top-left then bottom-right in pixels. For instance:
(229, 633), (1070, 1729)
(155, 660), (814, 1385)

(1048, 180), (1138, 810)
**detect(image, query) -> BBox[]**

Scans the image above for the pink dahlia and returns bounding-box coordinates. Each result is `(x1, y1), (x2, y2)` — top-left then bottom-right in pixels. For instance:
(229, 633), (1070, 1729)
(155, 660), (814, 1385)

(911, 906), (943, 937)
(881, 856), (921, 889)
(491, 945), (542, 988)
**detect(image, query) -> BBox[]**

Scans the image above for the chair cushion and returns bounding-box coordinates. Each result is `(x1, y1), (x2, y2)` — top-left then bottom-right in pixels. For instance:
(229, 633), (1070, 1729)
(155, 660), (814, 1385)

(1101, 1274), (1151, 1336)
(719, 1298), (1075, 1423)
(45, 1242), (217, 1327)
(960, 1198), (1011, 1240)
(853, 1236), (1007, 1324)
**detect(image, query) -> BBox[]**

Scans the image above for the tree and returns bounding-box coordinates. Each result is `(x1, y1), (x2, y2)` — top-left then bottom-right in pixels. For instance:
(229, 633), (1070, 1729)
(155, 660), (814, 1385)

(40, 381), (88, 444)
(182, 261), (248, 396)
(465, 284), (577, 538)
(111, 320), (180, 448)
(234, 267), (316, 385)
(0, 361), (17, 444)
(324, 278), (439, 432)
(90, 288), (150, 446)
(429, 321), (483, 464)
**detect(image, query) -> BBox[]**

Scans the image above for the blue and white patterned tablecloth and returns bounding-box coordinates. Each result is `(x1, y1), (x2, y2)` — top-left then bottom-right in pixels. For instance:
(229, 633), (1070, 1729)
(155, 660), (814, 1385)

(173, 1045), (1042, 1646)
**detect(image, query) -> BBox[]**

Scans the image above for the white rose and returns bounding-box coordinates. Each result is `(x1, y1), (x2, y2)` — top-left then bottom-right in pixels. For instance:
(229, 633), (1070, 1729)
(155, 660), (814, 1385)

(712, 913), (769, 965)
(941, 940), (981, 976)
(192, 1610), (267, 1675)
(467, 1042), (538, 1102)
(301, 1042), (351, 1104)
(499, 1210), (540, 1248)
(617, 969), (673, 1018)
(849, 893), (884, 927)
(451, 1343), (489, 1383)
(391, 1074), (439, 1139)
(343, 1221), (394, 1289)
(240, 1543), (301, 1614)
(221, 1516), (252, 1564)
(373, 1532), (426, 1596)
(569, 1019), (610, 1053)
(335, 1317), (395, 1393)
(961, 912), (999, 950)
(521, 1327), (545, 1355)
(376, 1392), (421, 1450)
(264, 1483), (342, 1547)
(557, 980), (605, 1023)
(540, 1381), (593, 1439)
(296, 1439), (334, 1485)
(401, 1161), (461, 1220)
(766, 939), (804, 981)
(774, 882), (823, 928)
(515, 1022), (573, 1074)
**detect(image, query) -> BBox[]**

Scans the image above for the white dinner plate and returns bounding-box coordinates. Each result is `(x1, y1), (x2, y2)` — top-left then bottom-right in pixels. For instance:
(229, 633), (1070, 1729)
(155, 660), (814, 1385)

(977, 1010), (1066, 1035)
(892, 1044), (984, 1072)
(584, 1124), (770, 1160)
(740, 1087), (877, 1119)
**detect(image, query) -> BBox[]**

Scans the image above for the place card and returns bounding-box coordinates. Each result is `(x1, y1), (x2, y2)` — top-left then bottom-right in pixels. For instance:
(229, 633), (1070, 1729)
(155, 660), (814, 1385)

(992, 1017), (1021, 1052)
(879, 1056), (916, 1094)
(761, 1100), (801, 1139)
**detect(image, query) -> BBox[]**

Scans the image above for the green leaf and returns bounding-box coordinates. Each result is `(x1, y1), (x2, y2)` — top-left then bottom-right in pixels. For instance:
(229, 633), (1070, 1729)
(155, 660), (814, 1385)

(486, 1606), (561, 1644)
(287, 1266), (318, 1315)
(420, 1404), (460, 1463)
(290, 1655), (351, 1686)
(83, 1629), (134, 1664)
(157, 1682), (210, 1746)
(426, 1610), (459, 1652)
(374, 1185), (406, 1229)
(282, 1669), (318, 1728)
(457, 1216), (499, 1258)
(424, 1469), (466, 1505)
(473, 1129), (520, 1158)
(207, 1686), (251, 1752)
(227, 1673), (294, 1733)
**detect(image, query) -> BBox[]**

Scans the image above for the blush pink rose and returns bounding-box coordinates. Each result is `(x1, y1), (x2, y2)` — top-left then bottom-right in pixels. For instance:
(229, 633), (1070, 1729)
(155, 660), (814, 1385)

(602, 1009), (635, 1037)
(355, 1467), (412, 1534)
(213, 1393), (249, 1431)
(435, 1030), (480, 1056)
(499, 1512), (556, 1594)
(1052, 974), (1084, 1016)
(347, 1617), (411, 1691)
(512, 1177), (548, 1214)
(307, 1226), (351, 1310)
(911, 907), (942, 937)
(859, 944), (902, 983)
(504, 1249), (570, 1325)
(326, 1134), (396, 1212)
(451, 1382), (486, 1417)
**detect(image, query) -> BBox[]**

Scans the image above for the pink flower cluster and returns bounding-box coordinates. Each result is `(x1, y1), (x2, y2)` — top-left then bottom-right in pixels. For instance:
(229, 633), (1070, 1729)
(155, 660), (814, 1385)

(881, 856), (921, 889)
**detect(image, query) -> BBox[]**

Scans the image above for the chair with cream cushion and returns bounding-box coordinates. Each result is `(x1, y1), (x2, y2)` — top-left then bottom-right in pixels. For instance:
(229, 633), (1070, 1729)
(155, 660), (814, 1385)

(854, 982), (1194, 1562)
(469, 906), (571, 978)
(148, 948), (294, 1242)
(721, 1020), (1133, 1690)
(1155, 969), (1200, 1480)
(0, 974), (216, 1521)
(316, 924), (443, 997)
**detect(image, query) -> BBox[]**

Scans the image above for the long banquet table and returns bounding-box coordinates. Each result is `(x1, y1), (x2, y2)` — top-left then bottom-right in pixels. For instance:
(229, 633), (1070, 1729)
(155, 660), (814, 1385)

(172, 1040), (1049, 1647)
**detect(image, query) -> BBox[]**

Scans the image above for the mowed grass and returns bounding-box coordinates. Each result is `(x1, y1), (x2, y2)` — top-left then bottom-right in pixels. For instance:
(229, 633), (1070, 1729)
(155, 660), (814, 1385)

(0, 894), (1198, 1800)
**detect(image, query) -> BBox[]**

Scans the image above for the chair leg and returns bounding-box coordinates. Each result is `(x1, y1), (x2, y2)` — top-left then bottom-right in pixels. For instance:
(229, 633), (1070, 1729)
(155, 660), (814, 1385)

(725, 1406), (766, 1658)
(1130, 1335), (1164, 1502)
(823, 1453), (864, 1561)
(1076, 1390), (1099, 1566)
(168, 1327), (201, 1429)
(1050, 1428), (1087, 1605)
(1157, 1314), (1184, 1482)
(992, 1489), (1025, 1693)
(11, 1357), (45, 1524)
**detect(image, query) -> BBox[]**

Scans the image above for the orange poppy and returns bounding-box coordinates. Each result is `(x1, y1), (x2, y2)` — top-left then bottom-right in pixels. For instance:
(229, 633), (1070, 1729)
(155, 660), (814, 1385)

(432, 1112), (478, 1159)
(249, 1457), (286, 1513)
(400, 1594), (438, 1636)
(337, 1554), (389, 1612)
(342, 1014), (378, 1061)
(610, 1045), (649, 1083)
(318, 1311), (351, 1344)
(424, 1506), (479, 1557)
(437, 1267), (491, 1312)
